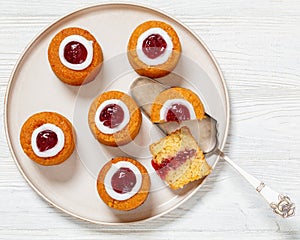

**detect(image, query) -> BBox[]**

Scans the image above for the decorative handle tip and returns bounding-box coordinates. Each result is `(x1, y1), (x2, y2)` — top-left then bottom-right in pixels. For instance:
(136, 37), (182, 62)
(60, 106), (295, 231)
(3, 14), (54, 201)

(270, 194), (296, 218)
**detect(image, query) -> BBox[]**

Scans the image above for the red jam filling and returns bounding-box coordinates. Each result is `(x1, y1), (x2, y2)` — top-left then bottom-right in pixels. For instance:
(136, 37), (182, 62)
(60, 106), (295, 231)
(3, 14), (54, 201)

(36, 130), (58, 152)
(151, 149), (196, 179)
(142, 34), (167, 59)
(64, 41), (88, 64)
(100, 104), (124, 129)
(111, 167), (137, 194)
(166, 103), (191, 122)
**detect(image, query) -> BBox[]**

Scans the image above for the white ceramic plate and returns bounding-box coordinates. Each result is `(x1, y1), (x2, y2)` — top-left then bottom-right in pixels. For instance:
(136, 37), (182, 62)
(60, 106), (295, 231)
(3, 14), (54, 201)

(5, 3), (229, 224)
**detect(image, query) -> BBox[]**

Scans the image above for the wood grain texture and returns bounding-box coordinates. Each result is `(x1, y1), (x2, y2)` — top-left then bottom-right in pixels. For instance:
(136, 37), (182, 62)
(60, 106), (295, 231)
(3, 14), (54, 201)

(1, 0), (300, 239)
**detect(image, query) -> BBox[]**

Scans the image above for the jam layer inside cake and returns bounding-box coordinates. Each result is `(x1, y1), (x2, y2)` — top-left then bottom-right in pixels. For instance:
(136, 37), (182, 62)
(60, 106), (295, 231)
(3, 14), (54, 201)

(151, 149), (196, 179)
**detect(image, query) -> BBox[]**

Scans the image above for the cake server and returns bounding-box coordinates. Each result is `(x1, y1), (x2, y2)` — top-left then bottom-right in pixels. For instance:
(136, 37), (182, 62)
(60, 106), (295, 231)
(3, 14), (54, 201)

(130, 76), (295, 218)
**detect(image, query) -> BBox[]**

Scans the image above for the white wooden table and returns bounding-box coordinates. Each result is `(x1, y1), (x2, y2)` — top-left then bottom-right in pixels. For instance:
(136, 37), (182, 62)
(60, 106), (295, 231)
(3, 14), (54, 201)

(1, 0), (300, 239)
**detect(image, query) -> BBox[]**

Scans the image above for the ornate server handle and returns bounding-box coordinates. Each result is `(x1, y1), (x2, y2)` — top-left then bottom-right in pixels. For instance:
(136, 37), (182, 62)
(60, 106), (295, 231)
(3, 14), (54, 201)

(217, 150), (296, 218)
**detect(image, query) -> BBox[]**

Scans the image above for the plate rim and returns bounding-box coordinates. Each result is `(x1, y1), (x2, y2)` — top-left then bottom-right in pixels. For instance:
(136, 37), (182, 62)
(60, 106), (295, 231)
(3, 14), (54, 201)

(4, 2), (230, 225)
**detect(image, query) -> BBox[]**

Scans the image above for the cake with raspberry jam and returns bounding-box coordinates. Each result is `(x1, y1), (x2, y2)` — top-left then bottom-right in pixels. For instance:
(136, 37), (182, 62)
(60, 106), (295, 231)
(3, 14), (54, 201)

(48, 27), (103, 85)
(127, 20), (181, 78)
(20, 112), (75, 166)
(150, 87), (205, 123)
(88, 91), (142, 146)
(97, 157), (150, 211)
(150, 126), (211, 190)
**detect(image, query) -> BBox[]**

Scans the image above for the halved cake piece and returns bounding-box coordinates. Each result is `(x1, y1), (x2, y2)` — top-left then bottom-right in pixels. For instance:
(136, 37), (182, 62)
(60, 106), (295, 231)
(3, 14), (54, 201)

(150, 126), (211, 190)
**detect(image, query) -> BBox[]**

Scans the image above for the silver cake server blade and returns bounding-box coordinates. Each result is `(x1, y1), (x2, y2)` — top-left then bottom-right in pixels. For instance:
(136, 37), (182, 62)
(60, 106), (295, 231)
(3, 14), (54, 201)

(130, 76), (295, 218)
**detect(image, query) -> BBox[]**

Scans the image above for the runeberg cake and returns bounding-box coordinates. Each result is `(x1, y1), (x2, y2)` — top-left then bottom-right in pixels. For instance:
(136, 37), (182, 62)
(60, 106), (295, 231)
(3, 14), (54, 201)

(88, 91), (142, 146)
(20, 112), (75, 166)
(150, 127), (211, 190)
(151, 87), (205, 123)
(97, 157), (150, 211)
(127, 20), (181, 78)
(48, 27), (103, 85)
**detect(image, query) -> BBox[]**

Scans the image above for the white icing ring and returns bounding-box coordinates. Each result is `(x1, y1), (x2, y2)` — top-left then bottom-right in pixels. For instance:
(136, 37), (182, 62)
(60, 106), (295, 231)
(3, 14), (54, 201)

(59, 35), (93, 71)
(104, 161), (143, 201)
(31, 123), (65, 158)
(160, 98), (196, 121)
(136, 28), (173, 66)
(94, 99), (130, 134)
